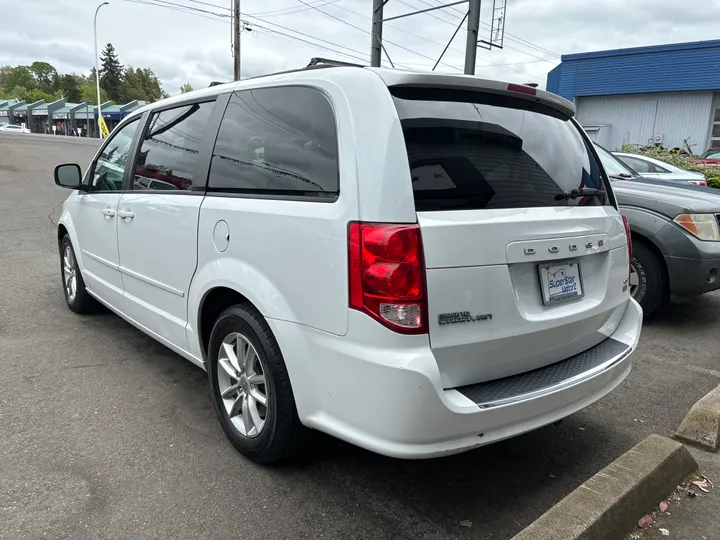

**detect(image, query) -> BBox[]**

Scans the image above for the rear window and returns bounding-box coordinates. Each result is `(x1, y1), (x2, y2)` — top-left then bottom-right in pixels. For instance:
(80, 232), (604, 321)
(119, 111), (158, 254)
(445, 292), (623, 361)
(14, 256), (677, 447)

(392, 89), (609, 211)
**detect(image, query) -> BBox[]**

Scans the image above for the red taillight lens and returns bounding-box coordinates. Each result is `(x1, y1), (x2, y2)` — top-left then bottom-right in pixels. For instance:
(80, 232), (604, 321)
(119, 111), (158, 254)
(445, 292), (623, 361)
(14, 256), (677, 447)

(507, 83), (537, 95)
(622, 215), (632, 284)
(348, 222), (427, 334)
(688, 180), (707, 187)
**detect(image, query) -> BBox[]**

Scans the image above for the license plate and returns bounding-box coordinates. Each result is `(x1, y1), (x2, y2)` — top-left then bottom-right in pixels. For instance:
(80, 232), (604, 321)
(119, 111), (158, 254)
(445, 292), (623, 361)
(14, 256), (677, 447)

(539, 260), (583, 305)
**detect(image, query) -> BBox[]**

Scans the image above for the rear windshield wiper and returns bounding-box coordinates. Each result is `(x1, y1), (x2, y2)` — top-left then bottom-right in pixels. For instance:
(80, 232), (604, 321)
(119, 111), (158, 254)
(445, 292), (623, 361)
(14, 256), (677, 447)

(554, 188), (605, 201)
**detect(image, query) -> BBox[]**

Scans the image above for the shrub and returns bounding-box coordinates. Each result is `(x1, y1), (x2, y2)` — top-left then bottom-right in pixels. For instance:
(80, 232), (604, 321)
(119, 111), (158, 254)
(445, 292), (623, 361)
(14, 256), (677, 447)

(619, 144), (720, 189)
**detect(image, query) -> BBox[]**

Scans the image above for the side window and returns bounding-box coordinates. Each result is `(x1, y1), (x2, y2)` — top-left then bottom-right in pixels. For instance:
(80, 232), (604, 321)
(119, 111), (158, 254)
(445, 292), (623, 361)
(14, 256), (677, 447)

(208, 86), (338, 197)
(91, 119), (139, 191)
(621, 156), (651, 173)
(650, 162), (670, 174)
(133, 101), (215, 191)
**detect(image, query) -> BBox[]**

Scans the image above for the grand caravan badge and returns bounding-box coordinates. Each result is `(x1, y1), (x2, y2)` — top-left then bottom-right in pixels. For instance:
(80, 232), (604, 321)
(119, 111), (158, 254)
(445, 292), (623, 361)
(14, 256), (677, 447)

(438, 311), (493, 325)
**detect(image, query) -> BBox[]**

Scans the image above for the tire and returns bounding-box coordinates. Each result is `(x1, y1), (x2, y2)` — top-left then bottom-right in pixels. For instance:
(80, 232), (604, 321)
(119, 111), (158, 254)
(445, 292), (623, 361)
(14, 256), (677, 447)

(207, 304), (308, 464)
(630, 239), (668, 316)
(59, 235), (100, 314)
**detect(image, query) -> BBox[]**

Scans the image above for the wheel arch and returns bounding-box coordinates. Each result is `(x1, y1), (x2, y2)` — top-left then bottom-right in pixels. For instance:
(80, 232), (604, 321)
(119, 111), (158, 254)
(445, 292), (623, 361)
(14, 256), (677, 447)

(197, 286), (254, 361)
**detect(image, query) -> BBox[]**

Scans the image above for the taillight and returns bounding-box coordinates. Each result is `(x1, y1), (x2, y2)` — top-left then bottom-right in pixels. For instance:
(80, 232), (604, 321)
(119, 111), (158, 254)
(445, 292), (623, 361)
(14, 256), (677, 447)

(348, 222), (427, 334)
(688, 180), (707, 187)
(507, 83), (537, 96)
(622, 215), (632, 283)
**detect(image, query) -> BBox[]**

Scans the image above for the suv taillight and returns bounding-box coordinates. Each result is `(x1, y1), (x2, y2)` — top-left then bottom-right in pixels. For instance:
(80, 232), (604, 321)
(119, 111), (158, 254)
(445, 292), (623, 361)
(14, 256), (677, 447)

(622, 215), (632, 282)
(348, 222), (427, 334)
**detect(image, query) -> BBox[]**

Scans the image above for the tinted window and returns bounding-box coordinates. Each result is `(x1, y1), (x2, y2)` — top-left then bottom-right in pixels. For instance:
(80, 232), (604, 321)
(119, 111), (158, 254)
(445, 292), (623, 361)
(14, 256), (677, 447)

(133, 101), (215, 191)
(208, 87), (338, 197)
(91, 119), (139, 191)
(392, 91), (608, 211)
(594, 145), (636, 178)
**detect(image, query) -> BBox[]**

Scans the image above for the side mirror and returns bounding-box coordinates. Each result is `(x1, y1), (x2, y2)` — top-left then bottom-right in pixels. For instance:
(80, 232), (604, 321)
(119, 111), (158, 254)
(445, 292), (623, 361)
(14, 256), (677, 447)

(54, 163), (86, 190)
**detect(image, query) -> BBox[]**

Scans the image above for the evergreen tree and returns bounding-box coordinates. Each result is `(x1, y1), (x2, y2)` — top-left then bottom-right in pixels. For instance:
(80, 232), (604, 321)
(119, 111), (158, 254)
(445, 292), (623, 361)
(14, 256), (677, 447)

(99, 43), (123, 102)
(61, 74), (83, 102)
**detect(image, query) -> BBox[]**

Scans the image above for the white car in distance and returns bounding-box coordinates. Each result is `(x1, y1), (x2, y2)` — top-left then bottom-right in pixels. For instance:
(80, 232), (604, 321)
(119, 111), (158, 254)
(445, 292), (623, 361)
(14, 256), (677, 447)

(613, 152), (707, 186)
(53, 64), (642, 463)
(0, 124), (31, 134)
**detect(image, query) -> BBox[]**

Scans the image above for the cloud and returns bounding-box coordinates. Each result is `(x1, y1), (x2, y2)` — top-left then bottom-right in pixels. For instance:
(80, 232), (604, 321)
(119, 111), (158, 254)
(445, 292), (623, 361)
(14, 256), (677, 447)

(2, 0), (720, 97)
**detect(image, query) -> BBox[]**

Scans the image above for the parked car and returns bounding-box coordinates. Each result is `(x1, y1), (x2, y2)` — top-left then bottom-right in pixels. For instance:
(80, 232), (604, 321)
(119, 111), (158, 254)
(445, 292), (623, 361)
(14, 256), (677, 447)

(613, 152), (707, 186)
(595, 145), (720, 314)
(698, 148), (720, 167)
(0, 124), (30, 134)
(53, 65), (641, 463)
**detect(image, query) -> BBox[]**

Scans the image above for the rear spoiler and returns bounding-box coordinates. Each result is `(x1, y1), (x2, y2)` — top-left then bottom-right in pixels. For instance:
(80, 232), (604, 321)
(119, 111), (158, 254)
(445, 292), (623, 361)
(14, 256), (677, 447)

(369, 70), (575, 118)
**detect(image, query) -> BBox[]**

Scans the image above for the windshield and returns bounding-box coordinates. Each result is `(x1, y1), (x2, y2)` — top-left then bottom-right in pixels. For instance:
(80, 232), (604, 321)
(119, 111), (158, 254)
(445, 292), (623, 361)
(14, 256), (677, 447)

(700, 149), (720, 159)
(594, 145), (636, 178)
(392, 89), (609, 211)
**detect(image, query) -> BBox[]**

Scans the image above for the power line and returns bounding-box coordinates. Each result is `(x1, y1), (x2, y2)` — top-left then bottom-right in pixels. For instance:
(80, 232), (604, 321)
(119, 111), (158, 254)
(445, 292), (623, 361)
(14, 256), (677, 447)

(121, 0), (230, 22)
(311, 2), (546, 77)
(295, 0), (463, 71)
(250, 0), (341, 17)
(391, 0), (555, 67)
(427, 0), (559, 56)
(134, 0), (230, 17)
(407, 0), (559, 60)
(121, 0), (375, 66)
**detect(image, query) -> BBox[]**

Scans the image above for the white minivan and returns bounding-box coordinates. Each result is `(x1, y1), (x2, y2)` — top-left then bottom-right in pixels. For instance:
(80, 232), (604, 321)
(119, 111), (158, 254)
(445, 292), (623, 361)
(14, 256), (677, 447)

(54, 63), (642, 463)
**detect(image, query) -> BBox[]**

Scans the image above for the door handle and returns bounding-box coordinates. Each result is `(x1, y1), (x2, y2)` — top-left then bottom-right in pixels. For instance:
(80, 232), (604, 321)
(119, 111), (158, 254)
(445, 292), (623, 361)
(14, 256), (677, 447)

(118, 209), (135, 221)
(101, 208), (116, 218)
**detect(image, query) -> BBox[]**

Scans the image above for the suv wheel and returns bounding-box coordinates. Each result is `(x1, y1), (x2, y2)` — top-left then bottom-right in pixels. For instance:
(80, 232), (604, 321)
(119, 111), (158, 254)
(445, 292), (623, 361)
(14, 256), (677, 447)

(60, 235), (100, 314)
(630, 240), (667, 316)
(207, 304), (308, 464)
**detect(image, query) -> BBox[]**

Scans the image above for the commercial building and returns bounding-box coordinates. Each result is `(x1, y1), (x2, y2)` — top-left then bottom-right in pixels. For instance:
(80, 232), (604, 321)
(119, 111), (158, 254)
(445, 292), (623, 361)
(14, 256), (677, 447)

(547, 39), (720, 153)
(0, 98), (142, 136)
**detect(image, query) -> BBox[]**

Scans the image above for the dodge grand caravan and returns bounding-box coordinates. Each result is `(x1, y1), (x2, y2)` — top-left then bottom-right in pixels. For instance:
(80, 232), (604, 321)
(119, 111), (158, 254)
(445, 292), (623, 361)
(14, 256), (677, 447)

(53, 62), (642, 463)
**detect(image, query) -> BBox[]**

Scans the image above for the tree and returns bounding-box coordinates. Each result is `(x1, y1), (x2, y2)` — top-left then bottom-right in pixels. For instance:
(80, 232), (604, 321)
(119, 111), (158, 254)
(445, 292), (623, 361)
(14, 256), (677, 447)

(0, 85), (26, 100)
(81, 83), (109, 105)
(29, 61), (58, 93)
(4, 66), (36, 91)
(61, 74), (83, 102)
(119, 66), (145, 102)
(99, 43), (123, 101)
(137, 68), (163, 101)
(180, 82), (193, 94)
(25, 88), (56, 103)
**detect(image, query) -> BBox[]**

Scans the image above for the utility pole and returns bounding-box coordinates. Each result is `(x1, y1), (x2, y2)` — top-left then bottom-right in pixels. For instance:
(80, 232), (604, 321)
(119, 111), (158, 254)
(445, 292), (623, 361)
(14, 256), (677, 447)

(233, 0), (241, 80)
(464, 0), (481, 74)
(369, 1), (503, 75)
(370, 0), (384, 67)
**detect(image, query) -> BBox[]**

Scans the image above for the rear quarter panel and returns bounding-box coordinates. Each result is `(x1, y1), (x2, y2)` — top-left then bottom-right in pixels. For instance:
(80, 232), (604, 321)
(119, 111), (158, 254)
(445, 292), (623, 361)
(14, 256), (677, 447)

(187, 73), (382, 359)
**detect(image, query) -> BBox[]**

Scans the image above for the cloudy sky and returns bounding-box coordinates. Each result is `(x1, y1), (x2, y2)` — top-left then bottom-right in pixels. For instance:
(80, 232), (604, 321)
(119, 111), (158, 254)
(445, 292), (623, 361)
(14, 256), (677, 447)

(2, 0), (719, 96)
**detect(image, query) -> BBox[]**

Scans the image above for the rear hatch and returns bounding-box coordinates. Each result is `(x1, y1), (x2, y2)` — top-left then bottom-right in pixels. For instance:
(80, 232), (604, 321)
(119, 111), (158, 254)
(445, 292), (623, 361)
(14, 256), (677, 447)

(392, 86), (630, 388)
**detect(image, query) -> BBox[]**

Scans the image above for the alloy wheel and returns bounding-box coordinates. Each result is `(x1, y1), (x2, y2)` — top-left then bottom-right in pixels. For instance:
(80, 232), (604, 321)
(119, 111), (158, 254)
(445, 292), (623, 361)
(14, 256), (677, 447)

(63, 246), (78, 303)
(629, 262), (640, 298)
(217, 332), (268, 438)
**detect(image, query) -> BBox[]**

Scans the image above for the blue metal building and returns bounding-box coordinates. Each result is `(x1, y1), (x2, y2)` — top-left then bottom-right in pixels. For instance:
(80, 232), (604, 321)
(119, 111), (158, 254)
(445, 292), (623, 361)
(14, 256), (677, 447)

(547, 39), (720, 153)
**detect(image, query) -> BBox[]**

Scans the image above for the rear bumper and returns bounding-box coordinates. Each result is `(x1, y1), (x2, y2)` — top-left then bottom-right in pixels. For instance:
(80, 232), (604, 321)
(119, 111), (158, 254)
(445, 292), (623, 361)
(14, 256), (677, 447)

(269, 299), (642, 459)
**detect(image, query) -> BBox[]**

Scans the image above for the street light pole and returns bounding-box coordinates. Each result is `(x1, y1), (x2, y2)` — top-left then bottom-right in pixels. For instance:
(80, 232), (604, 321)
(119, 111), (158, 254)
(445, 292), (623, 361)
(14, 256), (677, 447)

(94, 2), (109, 138)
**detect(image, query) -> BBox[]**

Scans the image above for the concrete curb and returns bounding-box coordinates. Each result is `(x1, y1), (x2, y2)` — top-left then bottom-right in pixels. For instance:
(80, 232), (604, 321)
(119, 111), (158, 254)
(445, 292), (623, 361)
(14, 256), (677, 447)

(674, 384), (720, 451)
(510, 435), (697, 540)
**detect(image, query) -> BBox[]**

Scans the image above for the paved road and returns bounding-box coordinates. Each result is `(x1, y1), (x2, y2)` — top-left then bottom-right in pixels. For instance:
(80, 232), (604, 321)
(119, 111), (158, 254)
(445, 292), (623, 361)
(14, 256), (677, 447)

(1, 132), (720, 540)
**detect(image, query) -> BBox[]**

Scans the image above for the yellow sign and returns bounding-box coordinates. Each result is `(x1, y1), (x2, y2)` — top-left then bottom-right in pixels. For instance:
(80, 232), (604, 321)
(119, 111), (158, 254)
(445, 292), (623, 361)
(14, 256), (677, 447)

(99, 116), (109, 138)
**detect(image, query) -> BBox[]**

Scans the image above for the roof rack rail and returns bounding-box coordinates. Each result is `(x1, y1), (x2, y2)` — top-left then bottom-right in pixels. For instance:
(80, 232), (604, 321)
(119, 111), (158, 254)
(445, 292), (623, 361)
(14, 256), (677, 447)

(208, 81), (229, 87)
(306, 57), (365, 68)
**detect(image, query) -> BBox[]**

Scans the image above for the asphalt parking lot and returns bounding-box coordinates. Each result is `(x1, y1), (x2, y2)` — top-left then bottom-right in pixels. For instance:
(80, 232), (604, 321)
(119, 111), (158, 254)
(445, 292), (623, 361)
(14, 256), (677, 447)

(2, 132), (720, 540)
